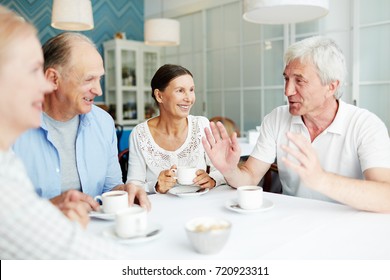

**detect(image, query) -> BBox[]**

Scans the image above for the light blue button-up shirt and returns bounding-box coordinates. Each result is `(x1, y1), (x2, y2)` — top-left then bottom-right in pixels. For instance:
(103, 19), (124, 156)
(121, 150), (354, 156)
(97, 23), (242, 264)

(13, 106), (123, 199)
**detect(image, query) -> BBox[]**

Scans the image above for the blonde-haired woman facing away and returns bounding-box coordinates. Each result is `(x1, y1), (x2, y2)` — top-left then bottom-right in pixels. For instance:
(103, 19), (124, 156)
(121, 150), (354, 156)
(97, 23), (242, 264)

(0, 6), (134, 259)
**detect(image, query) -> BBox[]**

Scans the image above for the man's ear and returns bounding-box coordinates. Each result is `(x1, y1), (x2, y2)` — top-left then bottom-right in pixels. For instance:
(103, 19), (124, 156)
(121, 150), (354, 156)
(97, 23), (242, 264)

(45, 68), (59, 90)
(328, 80), (340, 97)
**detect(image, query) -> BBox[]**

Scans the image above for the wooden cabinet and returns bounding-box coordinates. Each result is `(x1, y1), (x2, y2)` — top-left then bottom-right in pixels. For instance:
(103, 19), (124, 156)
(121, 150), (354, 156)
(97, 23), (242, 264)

(103, 39), (160, 125)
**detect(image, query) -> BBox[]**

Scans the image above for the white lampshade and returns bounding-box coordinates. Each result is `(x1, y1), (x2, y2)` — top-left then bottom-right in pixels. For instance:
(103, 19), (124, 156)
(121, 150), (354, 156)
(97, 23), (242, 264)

(243, 0), (329, 24)
(51, 0), (94, 31)
(144, 18), (180, 46)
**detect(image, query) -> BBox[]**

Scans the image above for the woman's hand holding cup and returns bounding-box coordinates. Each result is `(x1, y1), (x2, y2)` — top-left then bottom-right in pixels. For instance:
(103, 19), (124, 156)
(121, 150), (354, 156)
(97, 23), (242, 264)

(156, 165), (177, 194)
(193, 169), (216, 189)
(176, 166), (216, 189)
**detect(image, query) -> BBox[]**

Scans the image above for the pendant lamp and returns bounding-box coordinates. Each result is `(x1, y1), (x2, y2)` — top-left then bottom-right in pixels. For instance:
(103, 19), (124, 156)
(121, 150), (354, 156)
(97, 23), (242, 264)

(144, 0), (180, 46)
(51, 0), (94, 31)
(144, 18), (180, 46)
(243, 0), (329, 24)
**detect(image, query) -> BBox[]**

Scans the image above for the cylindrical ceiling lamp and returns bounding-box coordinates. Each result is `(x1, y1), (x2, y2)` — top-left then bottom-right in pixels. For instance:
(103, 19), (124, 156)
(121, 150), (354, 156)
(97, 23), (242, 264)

(51, 0), (94, 31)
(243, 0), (329, 24)
(144, 18), (180, 46)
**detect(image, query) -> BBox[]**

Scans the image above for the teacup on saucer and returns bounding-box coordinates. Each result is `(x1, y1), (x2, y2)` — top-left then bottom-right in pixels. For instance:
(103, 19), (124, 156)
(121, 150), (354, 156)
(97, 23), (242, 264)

(225, 199), (274, 214)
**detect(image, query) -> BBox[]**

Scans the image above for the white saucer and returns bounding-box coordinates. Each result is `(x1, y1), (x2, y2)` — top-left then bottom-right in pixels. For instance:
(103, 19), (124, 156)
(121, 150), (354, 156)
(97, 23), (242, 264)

(89, 207), (115, 220)
(225, 199), (274, 214)
(102, 223), (162, 245)
(89, 205), (143, 220)
(168, 185), (209, 197)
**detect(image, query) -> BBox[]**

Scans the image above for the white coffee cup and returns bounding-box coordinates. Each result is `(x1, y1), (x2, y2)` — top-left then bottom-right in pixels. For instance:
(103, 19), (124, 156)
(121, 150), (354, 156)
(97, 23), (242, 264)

(237, 186), (263, 210)
(175, 167), (197, 185)
(94, 190), (128, 214)
(115, 207), (148, 238)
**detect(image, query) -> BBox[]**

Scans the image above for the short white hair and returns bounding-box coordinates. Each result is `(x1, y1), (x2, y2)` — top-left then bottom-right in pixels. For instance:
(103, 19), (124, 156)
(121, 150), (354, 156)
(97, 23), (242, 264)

(284, 36), (347, 99)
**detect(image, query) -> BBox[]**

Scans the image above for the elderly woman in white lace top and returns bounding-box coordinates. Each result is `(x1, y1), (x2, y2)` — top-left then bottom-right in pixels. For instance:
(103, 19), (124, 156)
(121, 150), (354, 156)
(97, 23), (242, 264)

(126, 64), (225, 194)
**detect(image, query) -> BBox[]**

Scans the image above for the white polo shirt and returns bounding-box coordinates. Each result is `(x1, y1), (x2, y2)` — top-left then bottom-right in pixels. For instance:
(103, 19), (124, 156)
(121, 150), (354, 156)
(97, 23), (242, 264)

(251, 100), (390, 202)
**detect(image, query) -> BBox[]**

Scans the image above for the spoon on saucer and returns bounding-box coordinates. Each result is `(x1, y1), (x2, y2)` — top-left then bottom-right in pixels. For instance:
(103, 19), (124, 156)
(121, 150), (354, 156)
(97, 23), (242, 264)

(120, 229), (160, 240)
(175, 188), (207, 194)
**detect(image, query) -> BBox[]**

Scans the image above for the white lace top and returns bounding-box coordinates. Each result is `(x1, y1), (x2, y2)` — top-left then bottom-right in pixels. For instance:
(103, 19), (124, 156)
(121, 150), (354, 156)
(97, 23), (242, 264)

(126, 115), (225, 193)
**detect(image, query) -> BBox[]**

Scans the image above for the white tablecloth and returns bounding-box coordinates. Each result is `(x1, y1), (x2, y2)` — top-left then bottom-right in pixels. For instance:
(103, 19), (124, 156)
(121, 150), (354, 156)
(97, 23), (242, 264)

(87, 185), (390, 260)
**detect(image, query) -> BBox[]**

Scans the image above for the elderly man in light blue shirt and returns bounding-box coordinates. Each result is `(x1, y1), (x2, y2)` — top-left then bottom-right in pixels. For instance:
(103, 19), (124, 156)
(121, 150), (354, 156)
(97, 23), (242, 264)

(14, 106), (121, 198)
(13, 32), (150, 211)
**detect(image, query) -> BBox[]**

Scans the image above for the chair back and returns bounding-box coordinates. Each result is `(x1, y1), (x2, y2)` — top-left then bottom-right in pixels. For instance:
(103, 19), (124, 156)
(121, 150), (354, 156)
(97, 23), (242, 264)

(209, 116), (240, 137)
(262, 163), (281, 193)
(118, 148), (129, 183)
(115, 123), (124, 152)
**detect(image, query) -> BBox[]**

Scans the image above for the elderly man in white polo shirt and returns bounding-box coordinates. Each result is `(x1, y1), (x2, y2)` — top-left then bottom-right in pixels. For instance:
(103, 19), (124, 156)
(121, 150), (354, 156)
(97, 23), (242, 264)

(203, 36), (390, 213)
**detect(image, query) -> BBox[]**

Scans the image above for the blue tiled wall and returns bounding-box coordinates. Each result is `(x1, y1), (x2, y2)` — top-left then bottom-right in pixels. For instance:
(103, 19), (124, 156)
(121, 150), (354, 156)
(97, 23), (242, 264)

(1, 0), (144, 102)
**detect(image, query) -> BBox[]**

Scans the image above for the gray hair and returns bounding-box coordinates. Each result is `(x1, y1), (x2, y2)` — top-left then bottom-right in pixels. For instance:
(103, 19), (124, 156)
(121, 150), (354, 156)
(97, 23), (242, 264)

(284, 36), (347, 99)
(42, 32), (96, 73)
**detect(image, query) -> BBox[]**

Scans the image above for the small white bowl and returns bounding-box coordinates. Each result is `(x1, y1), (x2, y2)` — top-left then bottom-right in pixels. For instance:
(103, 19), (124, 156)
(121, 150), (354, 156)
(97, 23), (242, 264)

(185, 217), (231, 254)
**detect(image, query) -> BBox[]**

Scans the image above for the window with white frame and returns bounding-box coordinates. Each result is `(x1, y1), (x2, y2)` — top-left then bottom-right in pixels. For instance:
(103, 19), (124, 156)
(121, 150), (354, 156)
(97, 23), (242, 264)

(159, 0), (390, 134)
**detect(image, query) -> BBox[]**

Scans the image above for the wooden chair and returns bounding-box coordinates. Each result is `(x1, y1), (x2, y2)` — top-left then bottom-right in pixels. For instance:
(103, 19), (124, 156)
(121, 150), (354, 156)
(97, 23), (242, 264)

(118, 148), (129, 183)
(262, 163), (281, 193)
(209, 116), (240, 137)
